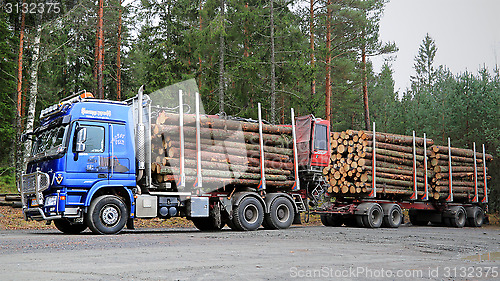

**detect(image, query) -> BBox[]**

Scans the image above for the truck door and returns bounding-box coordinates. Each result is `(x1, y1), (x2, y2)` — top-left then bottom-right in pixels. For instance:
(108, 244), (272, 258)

(311, 120), (330, 167)
(65, 121), (109, 188)
(108, 123), (133, 182)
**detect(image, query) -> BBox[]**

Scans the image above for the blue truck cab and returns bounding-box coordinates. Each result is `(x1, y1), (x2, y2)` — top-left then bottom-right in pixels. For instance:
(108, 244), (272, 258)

(20, 92), (139, 233)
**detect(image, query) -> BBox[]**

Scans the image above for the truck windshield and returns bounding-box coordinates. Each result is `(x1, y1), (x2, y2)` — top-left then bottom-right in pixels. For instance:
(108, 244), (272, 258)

(32, 125), (68, 156)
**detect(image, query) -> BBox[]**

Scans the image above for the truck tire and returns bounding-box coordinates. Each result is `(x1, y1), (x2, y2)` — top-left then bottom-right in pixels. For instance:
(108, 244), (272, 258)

(232, 197), (264, 231)
(409, 210), (429, 226)
(54, 219), (87, 234)
(264, 197), (295, 229)
(382, 204), (402, 228)
(465, 206), (484, 227)
(192, 203), (224, 231)
(447, 206), (466, 228)
(86, 195), (128, 234)
(361, 204), (383, 228)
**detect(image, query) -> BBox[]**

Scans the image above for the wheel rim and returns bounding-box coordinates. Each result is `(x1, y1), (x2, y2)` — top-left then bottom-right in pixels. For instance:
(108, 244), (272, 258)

(390, 209), (401, 225)
(276, 204), (290, 223)
(371, 208), (382, 226)
(243, 204), (259, 224)
(457, 210), (466, 226)
(101, 204), (120, 226)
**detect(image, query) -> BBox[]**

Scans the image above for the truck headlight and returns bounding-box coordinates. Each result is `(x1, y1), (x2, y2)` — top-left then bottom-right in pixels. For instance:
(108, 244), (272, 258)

(45, 196), (58, 207)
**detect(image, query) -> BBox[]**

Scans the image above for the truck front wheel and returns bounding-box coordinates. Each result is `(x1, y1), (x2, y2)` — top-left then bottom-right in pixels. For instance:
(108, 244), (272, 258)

(54, 219), (87, 234)
(86, 195), (128, 234)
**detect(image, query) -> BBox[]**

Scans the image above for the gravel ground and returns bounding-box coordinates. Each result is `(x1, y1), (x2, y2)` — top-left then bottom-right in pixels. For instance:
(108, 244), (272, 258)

(0, 224), (498, 280)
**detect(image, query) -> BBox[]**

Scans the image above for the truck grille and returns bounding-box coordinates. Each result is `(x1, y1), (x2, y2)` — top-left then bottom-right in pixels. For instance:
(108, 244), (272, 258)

(22, 171), (50, 194)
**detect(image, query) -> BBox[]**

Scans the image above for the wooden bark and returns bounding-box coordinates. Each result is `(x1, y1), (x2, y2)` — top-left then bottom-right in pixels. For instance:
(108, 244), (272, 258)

(430, 145), (493, 161)
(365, 141), (426, 155)
(167, 145), (290, 162)
(364, 153), (421, 167)
(434, 180), (484, 187)
(156, 125), (292, 147)
(156, 158), (291, 175)
(352, 131), (434, 146)
(429, 153), (480, 164)
(365, 147), (424, 162)
(433, 165), (488, 173)
(162, 175), (293, 188)
(157, 113), (292, 135)
(157, 167), (288, 181)
(167, 139), (293, 156)
(365, 176), (425, 188)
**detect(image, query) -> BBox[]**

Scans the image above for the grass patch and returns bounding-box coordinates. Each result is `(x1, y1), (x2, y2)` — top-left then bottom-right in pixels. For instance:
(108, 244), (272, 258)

(0, 168), (17, 194)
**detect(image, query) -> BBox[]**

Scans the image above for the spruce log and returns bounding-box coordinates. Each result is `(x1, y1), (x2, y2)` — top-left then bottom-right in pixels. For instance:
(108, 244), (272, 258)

(156, 167), (288, 181)
(429, 153), (480, 164)
(161, 174), (294, 188)
(156, 124), (292, 147)
(365, 141), (427, 155)
(434, 180), (484, 187)
(365, 147), (425, 161)
(364, 166), (428, 177)
(366, 176), (425, 188)
(162, 150), (294, 170)
(430, 158), (476, 167)
(158, 113), (293, 135)
(430, 145), (493, 161)
(168, 139), (293, 156)
(167, 142), (290, 162)
(364, 152), (422, 167)
(352, 131), (434, 146)
(433, 165), (488, 173)
(157, 158), (291, 175)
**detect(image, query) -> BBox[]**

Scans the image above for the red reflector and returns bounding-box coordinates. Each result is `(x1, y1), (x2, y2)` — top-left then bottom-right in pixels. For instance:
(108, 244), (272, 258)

(60, 196), (66, 200)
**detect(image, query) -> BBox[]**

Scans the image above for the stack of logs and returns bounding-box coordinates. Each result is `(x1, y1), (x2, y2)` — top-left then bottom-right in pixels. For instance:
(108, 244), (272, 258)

(150, 112), (295, 191)
(324, 130), (433, 198)
(429, 145), (493, 200)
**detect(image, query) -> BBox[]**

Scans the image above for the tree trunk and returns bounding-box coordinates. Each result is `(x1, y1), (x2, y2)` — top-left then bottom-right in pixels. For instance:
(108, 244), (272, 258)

(362, 45), (370, 130)
(116, 0), (122, 100)
(156, 158), (291, 175)
(270, 0), (276, 124)
(218, 0), (225, 113)
(430, 145), (493, 161)
(24, 20), (42, 162)
(15, 1), (26, 188)
(97, 0), (104, 99)
(325, 0), (332, 123)
(309, 0), (315, 98)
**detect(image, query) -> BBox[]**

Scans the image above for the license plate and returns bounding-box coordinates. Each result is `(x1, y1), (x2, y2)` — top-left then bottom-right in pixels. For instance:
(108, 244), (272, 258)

(31, 198), (39, 207)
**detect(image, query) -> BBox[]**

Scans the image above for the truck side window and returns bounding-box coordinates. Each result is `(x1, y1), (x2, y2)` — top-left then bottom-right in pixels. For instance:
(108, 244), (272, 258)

(314, 124), (328, 150)
(82, 126), (105, 153)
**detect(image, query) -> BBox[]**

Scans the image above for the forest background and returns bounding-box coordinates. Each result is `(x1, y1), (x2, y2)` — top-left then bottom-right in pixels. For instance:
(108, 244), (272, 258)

(0, 0), (498, 210)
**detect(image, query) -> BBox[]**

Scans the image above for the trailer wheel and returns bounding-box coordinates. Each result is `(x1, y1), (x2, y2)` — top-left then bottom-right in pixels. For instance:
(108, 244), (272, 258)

(409, 210), (429, 226)
(361, 204), (383, 228)
(192, 203), (224, 231)
(355, 215), (365, 227)
(232, 197), (264, 231)
(86, 195), (128, 234)
(264, 197), (294, 229)
(382, 204), (402, 228)
(447, 206), (466, 228)
(465, 206), (484, 227)
(54, 219), (87, 234)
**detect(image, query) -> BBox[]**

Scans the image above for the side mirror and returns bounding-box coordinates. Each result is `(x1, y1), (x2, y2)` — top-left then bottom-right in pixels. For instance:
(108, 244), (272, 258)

(75, 127), (87, 152)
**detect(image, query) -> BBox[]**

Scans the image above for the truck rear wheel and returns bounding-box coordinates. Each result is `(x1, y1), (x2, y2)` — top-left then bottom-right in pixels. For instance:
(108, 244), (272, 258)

(466, 206), (484, 227)
(264, 197), (294, 229)
(361, 204), (383, 228)
(54, 219), (87, 234)
(86, 195), (128, 234)
(232, 197), (264, 231)
(447, 206), (466, 228)
(382, 204), (402, 228)
(192, 203), (224, 231)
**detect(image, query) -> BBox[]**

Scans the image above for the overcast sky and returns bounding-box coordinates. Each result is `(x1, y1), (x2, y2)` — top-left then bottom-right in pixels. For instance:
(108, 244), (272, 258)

(371, 0), (500, 92)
